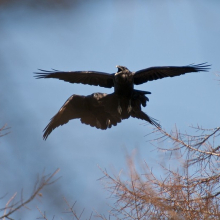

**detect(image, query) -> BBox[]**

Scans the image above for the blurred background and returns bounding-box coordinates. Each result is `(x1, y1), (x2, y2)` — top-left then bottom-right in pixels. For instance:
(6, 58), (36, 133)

(0, 0), (219, 219)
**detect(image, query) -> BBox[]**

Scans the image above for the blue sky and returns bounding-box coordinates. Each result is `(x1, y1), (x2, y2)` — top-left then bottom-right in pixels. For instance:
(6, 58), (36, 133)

(0, 1), (220, 219)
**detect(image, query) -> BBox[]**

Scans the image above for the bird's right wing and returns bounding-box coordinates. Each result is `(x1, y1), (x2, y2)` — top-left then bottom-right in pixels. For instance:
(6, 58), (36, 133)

(131, 111), (161, 128)
(35, 69), (115, 88)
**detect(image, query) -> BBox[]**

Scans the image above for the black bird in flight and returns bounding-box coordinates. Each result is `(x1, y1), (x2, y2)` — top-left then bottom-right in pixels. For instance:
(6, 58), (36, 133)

(35, 63), (210, 139)
(35, 63), (210, 114)
(42, 90), (158, 140)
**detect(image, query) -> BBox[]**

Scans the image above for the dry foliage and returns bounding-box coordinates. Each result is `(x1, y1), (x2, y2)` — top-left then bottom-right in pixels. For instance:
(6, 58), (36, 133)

(0, 124), (10, 137)
(1, 122), (220, 219)
(98, 126), (220, 220)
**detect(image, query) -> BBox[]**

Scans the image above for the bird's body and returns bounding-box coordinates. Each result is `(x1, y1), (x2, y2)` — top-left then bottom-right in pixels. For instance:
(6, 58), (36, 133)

(42, 90), (157, 140)
(35, 63), (210, 139)
(114, 66), (134, 97)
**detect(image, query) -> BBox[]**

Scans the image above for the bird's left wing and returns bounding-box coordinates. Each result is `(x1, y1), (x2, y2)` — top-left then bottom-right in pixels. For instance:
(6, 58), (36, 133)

(133, 63), (210, 85)
(43, 94), (87, 140)
(35, 69), (114, 88)
(43, 93), (121, 140)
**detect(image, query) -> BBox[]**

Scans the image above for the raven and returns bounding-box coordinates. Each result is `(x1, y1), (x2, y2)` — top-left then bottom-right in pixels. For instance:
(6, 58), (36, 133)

(42, 90), (159, 140)
(35, 63), (210, 113)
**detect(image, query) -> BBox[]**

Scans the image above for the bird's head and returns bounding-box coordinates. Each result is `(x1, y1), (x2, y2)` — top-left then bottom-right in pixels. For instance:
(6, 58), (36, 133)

(115, 65), (130, 75)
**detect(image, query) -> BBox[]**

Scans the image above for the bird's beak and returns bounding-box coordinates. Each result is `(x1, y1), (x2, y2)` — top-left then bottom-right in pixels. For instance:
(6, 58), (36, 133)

(115, 65), (121, 75)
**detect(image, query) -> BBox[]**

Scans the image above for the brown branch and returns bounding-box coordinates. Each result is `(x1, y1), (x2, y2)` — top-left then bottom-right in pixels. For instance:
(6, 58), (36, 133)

(0, 124), (10, 137)
(0, 169), (60, 219)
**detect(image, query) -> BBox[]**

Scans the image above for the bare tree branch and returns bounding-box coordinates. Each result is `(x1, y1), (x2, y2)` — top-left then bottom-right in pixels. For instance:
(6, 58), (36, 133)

(0, 124), (10, 137)
(0, 169), (60, 219)
(98, 124), (220, 219)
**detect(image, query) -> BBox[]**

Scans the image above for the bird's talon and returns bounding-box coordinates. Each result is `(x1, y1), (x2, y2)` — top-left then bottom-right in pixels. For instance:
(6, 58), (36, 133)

(127, 105), (132, 113)
(106, 119), (111, 127)
(117, 105), (122, 114)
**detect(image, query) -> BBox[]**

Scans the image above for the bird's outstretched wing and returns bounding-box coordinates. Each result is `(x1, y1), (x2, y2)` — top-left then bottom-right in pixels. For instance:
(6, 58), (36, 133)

(133, 63), (210, 85)
(35, 69), (114, 88)
(43, 93), (122, 140)
(131, 111), (160, 128)
(43, 95), (86, 140)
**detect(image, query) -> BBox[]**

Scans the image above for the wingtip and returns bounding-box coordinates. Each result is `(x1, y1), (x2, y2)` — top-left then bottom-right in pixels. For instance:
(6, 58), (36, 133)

(189, 62), (211, 72)
(150, 117), (161, 128)
(187, 63), (211, 73)
(42, 129), (49, 140)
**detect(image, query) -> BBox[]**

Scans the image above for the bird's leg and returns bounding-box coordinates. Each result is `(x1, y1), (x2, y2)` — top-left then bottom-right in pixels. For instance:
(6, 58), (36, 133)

(117, 100), (122, 115)
(127, 99), (132, 113)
